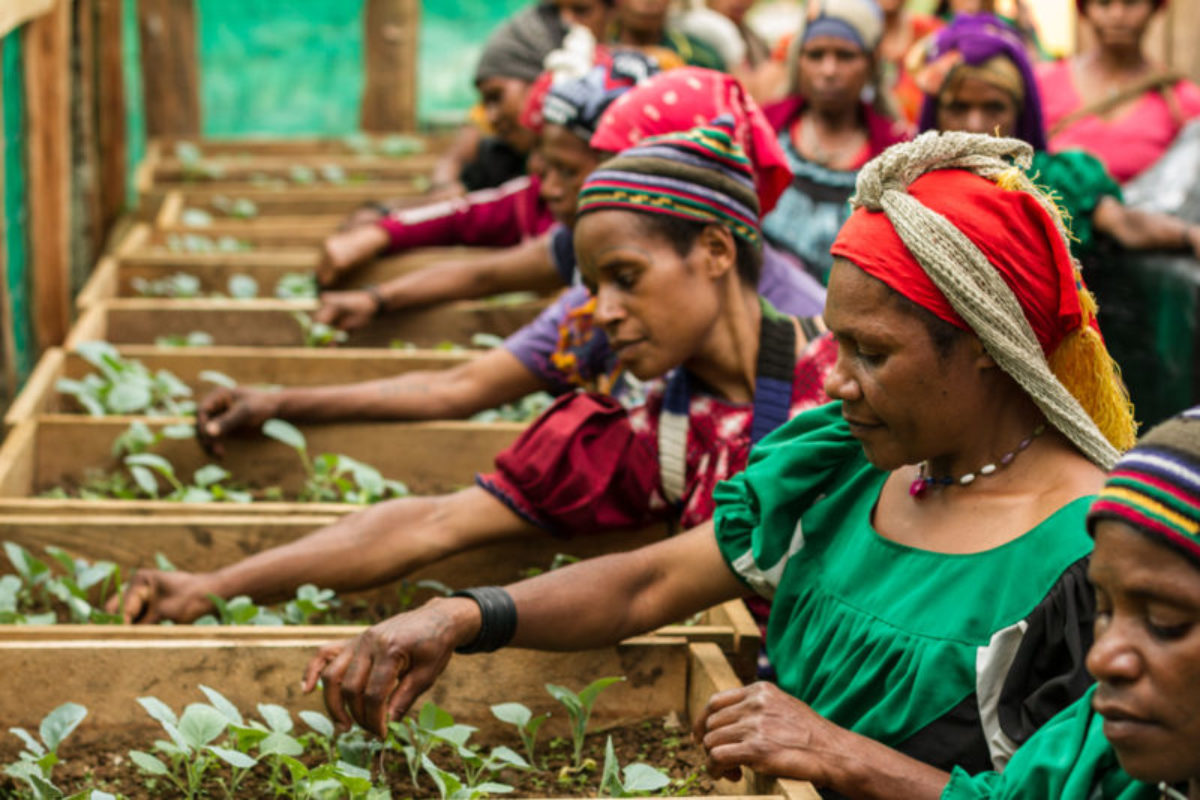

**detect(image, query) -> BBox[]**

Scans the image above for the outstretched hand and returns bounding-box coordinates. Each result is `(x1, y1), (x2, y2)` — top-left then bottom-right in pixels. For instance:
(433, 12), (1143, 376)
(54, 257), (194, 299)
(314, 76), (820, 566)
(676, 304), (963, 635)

(693, 682), (845, 787)
(106, 569), (215, 624)
(302, 598), (479, 736)
(195, 387), (279, 457)
(312, 290), (379, 332)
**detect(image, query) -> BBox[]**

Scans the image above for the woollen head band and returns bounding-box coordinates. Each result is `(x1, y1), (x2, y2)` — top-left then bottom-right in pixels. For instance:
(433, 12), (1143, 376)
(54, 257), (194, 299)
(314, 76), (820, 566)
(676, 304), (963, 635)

(830, 131), (1137, 469)
(1088, 406), (1200, 567)
(576, 118), (762, 247)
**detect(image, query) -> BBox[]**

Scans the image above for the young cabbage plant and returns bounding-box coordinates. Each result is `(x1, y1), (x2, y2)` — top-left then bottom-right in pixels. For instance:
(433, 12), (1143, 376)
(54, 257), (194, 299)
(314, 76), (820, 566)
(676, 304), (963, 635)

(421, 755), (514, 800)
(128, 696), (243, 799)
(226, 274), (259, 300)
(262, 418), (408, 504)
(154, 331), (215, 348)
(3, 702), (88, 799)
(274, 272), (318, 300)
(490, 703), (550, 766)
(210, 195), (258, 220)
(292, 312), (348, 348)
(545, 676), (625, 769)
(132, 272), (203, 299)
(56, 341), (195, 416)
(598, 735), (671, 798)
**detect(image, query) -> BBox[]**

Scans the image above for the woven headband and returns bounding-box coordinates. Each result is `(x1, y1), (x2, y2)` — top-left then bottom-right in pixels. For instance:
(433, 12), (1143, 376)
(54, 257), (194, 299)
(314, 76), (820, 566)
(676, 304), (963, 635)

(1088, 407), (1200, 566)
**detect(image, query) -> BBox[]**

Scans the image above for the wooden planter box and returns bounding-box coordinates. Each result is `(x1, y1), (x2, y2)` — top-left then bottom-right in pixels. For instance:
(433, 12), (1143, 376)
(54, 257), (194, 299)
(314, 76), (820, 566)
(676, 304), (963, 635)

(151, 185), (427, 224)
(0, 514), (758, 678)
(87, 249), (501, 304)
(7, 346), (475, 425)
(0, 637), (811, 797)
(144, 133), (457, 162)
(147, 152), (441, 186)
(66, 298), (546, 350)
(0, 416), (521, 512)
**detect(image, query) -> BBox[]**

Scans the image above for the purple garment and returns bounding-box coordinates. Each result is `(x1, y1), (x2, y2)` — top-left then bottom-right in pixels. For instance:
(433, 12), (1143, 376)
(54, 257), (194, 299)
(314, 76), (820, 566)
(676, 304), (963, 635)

(916, 14), (1047, 150)
(504, 243), (826, 393)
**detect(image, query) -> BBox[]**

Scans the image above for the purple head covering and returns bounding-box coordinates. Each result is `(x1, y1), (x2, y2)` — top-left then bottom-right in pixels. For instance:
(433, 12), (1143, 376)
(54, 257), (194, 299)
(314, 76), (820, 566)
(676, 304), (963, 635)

(916, 13), (1047, 151)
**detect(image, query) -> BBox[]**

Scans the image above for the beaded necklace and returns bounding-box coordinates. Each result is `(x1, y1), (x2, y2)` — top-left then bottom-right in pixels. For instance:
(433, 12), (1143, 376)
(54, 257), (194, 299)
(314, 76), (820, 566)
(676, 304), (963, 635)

(909, 424), (1047, 499)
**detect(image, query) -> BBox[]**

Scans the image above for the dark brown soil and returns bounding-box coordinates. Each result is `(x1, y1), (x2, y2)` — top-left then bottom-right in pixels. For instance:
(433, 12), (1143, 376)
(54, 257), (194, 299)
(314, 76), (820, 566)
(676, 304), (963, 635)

(1, 715), (714, 799)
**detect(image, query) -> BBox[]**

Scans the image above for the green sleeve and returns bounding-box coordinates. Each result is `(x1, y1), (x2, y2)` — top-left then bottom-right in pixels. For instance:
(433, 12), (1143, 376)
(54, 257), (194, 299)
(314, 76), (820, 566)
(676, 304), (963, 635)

(712, 401), (864, 596)
(940, 688), (1158, 800)
(1028, 150), (1123, 258)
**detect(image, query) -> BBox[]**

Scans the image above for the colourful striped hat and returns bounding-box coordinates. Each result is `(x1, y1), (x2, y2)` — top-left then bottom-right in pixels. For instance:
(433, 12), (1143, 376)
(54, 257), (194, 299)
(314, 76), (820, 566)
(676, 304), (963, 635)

(575, 117), (762, 247)
(1088, 406), (1200, 566)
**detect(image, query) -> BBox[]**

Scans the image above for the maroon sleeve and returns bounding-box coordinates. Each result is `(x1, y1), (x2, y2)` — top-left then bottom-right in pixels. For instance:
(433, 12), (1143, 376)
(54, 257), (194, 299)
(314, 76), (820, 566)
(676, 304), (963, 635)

(477, 393), (666, 537)
(375, 176), (541, 253)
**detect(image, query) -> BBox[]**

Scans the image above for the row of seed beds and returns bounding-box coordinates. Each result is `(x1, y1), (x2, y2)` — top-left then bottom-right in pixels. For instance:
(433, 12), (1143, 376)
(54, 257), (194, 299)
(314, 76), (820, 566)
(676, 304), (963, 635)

(0, 135), (817, 799)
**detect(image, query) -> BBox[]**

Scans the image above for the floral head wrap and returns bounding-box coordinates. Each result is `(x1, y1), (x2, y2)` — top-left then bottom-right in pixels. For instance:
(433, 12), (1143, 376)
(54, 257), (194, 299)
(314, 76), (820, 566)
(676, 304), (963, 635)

(1088, 406), (1200, 567)
(830, 131), (1138, 466)
(591, 68), (791, 213)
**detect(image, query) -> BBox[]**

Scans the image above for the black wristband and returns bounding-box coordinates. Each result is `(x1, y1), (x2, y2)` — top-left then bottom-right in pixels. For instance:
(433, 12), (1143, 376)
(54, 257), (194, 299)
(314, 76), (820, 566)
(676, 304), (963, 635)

(364, 284), (387, 316)
(450, 587), (517, 654)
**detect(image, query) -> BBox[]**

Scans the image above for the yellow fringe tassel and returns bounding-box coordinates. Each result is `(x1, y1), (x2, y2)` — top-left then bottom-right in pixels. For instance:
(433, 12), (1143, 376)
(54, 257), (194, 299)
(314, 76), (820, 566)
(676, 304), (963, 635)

(1048, 281), (1139, 452)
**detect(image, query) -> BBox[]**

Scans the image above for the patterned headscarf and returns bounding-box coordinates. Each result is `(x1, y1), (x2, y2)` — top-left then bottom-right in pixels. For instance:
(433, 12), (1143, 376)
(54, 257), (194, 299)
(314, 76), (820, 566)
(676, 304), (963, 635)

(1088, 406), (1200, 567)
(474, 3), (567, 85)
(914, 14), (1047, 151)
(590, 68), (791, 214)
(577, 118), (761, 247)
(830, 132), (1137, 465)
(521, 48), (661, 139)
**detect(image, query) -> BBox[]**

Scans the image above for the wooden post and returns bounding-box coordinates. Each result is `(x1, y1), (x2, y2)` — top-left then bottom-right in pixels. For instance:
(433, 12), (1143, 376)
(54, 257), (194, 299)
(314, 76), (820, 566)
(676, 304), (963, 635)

(94, 0), (128, 236)
(0, 70), (12, 399)
(137, 0), (199, 137)
(22, 0), (72, 347)
(361, 0), (418, 132)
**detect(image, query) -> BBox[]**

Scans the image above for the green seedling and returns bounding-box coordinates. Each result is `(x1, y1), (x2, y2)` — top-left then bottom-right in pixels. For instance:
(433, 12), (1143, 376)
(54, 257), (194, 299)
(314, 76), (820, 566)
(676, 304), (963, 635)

(471, 391), (554, 424)
(319, 164), (348, 184)
(283, 583), (340, 624)
(191, 584), (339, 627)
(165, 234), (253, 254)
(292, 311), (348, 348)
(227, 274), (259, 299)
(132, 272), (203, 299)
(545, 676), (625, 768)
(1, 542), (124, 625)
(56, 341), (195, 416)
(263, 418), (408, 504)
(179, 208), (214, 227)
(288, 164), (316, 185)
(154, 331), (215, 348)
(3, 702), (89, 799)
(421, 755), (514, 800)
(210, 195), (258, 220)
(274, 272), (318, 300)
(598, 735), (671, 798)
(490, 703), (550, 765)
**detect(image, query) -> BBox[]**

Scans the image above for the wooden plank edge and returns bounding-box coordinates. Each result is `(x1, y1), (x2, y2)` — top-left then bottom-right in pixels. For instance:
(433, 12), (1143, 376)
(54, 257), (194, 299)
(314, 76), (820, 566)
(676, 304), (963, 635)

(5, 346), (65, 426)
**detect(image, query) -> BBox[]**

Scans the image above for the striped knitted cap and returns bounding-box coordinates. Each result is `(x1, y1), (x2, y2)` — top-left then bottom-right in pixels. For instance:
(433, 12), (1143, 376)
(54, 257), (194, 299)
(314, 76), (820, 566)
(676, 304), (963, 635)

(1088, 406), (1200, 566)
(576, 117), (762, 247)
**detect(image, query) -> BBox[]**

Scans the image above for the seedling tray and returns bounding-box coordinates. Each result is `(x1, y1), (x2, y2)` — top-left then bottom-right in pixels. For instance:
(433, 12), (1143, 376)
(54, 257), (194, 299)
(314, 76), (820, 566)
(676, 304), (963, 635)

(0, 637), (814, 797)
(0, 416), (521, 511)
(7, 346), (474, 425)
(66, 298), (547, 349)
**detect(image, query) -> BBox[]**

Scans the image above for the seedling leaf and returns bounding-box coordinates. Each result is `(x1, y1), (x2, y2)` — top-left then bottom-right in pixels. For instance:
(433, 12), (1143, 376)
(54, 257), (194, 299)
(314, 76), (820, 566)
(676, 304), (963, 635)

(207, 745), (256, 769)
(129, 749), (169, 776)
(178, 703), (228, 748)
(298, 710), (335, 739)
(262, 418), (306, 452)
(137, 697), (178, 728)
(198, 685), (243, 726)
(257, 703), (294, 734)
(623, 763), (671, 793)
(490, 703), (531, 728)
(40, 702), (87, 753)
(8, 727), (45, 757)
(198, 370), (237, 389)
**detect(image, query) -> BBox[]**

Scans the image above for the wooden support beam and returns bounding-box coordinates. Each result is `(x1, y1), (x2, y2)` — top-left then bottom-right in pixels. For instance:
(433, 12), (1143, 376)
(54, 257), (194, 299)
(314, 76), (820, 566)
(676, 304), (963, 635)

(94, 0), (129, 235)
(361, 0), (419, 132)
(22, 0), (72, 347)
(136, 0), (199, 137)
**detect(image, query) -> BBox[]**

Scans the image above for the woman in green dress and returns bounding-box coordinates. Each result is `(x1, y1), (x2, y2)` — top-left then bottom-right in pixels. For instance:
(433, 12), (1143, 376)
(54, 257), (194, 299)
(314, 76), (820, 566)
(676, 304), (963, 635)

(302, 131), (1138, 787)
(939, 405), (1200, 799)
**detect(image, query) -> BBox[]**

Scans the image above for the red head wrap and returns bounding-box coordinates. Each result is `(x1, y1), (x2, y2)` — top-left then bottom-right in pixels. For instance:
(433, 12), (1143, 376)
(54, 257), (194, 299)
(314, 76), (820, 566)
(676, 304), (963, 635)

(589, 67), (792, 214)
(830, 168), (1085, 356)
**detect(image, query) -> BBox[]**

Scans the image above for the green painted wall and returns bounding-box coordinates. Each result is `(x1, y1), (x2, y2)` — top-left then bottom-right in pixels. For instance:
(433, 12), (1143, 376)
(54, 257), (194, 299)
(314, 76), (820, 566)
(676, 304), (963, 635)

(123, 0), (146, 209)
(2, 32), (33, 382)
